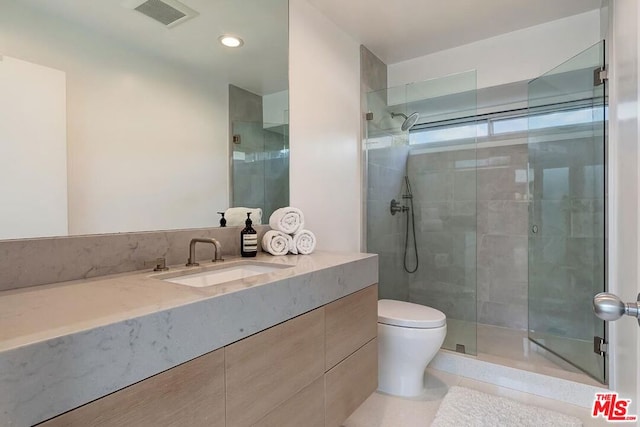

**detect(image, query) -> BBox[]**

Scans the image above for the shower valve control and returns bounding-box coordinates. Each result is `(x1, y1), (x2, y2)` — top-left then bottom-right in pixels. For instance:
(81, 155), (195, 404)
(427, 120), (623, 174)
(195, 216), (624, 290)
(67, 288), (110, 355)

(390, 199), (408, 215)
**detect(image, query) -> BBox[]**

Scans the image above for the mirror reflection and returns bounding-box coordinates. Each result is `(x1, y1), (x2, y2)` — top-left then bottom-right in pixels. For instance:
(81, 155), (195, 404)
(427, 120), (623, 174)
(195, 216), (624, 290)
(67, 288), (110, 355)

(0, 0), (289, 240)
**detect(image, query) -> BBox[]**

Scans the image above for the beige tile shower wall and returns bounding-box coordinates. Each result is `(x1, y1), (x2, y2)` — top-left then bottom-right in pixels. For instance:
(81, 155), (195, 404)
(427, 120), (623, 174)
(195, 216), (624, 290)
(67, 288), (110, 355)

(366, 146), (410, 301)
(407, 148), (478, 326)
(361, 46), (387, 100)
(360, 45), (411, 300)
(0, 226), (269, 292)
(475, 144), (529, 330)
(407, 143), (529, 330)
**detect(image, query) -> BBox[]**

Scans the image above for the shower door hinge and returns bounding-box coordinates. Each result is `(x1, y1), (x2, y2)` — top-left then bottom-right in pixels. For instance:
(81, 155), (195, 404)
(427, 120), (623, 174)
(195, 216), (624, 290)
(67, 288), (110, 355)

(594, 67), (608, 86)
(365, 112), (374, 121)
(594, 336), (607, 356)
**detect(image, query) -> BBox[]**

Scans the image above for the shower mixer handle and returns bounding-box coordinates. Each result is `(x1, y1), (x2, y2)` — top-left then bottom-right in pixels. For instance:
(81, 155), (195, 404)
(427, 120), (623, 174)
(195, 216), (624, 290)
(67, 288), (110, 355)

(593, 292), (640, 325)
(390, 199), (409, 215)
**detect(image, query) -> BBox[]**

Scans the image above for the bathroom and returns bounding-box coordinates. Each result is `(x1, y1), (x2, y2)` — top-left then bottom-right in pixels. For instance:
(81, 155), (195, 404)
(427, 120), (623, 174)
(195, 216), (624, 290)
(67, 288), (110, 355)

(0, 0), (639, 426)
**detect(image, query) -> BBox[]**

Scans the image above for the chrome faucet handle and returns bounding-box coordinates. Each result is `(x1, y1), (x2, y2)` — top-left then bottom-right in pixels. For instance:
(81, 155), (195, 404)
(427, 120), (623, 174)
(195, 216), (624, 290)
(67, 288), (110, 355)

(593, 292), (640, 325)
(187, 237), (223, 266)
(212, 238), (224, 262)
(146, 257), (169, 271)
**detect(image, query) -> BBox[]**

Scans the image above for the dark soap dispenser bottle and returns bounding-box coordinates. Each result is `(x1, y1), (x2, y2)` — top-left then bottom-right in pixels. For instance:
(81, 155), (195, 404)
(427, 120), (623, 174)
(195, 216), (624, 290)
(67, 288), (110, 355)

(240, 212), (257, 257)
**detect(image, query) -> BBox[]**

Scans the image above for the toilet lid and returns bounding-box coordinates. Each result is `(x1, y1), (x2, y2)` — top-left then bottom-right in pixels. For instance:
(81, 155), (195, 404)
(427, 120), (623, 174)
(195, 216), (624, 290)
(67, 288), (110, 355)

(378, 299), (446, 329)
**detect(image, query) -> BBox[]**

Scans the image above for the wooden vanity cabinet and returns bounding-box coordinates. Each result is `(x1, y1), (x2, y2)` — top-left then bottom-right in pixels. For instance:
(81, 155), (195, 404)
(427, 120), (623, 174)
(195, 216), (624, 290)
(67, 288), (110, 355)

(325, 338), (378, 427)
(225, 309), (325, 426)
(323, 285), (378, 427)
(39, 348), (226, 427)
(230, 284), (378, 427)
(250, 284), (378, 427)
(325, 285), (378, 370)
(39, 285), (378, 427)
(253, 377), (325, 427)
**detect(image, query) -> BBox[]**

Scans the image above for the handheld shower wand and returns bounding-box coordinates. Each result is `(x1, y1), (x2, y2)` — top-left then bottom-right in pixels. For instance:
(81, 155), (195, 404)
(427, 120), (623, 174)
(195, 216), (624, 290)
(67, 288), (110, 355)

(390, 176), (419, 273)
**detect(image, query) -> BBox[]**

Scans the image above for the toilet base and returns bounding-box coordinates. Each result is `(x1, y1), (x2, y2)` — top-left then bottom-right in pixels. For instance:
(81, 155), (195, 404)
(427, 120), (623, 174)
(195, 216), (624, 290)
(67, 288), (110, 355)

(378, 368), (426, 397)
(377, 322), (446, 398)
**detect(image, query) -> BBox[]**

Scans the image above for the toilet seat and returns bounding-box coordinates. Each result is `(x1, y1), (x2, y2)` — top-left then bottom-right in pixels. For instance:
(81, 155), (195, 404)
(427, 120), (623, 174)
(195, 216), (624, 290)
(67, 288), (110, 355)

(378, 299), (446, 329)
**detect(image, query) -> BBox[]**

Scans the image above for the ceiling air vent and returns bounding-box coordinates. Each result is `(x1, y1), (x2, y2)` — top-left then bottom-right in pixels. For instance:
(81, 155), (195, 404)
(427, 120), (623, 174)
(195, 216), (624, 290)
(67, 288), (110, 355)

(124, 0), (198, 28)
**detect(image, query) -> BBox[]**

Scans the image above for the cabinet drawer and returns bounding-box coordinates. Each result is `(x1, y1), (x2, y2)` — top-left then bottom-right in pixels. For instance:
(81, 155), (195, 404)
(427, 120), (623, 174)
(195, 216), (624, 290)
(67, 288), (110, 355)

(325, 284), (378, 370)
(225, 308), (325, 427)
(324, 338), (377, 427)
(253, 376), (325, 427)
(40, 349), (225, 427)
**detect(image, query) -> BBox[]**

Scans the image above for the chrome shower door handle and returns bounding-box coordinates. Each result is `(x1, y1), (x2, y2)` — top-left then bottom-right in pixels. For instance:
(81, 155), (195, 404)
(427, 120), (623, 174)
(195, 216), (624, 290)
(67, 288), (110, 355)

(593, 292), (640, 326)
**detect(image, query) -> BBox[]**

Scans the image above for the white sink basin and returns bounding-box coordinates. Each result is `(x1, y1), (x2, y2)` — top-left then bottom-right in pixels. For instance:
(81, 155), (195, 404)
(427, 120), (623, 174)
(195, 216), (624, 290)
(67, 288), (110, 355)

(163, 262), (292, 288)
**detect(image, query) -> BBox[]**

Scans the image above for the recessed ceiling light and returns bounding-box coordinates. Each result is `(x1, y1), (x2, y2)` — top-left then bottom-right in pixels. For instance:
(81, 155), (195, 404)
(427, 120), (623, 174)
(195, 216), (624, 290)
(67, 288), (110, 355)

(219, 35), (244, 48)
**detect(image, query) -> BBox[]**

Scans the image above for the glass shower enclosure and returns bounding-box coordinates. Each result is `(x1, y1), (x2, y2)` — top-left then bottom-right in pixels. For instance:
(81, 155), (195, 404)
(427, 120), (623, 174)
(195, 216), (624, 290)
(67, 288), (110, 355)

(527, 41), (607, 383)
(365, 71), (478, 355)
(366, 41), (607, 383)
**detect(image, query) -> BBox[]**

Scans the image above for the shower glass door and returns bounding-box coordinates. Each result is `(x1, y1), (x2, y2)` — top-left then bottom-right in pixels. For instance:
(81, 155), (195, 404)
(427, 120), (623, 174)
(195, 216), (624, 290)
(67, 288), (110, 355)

(527, 41), (606, 383)
(231, 120), (289, 220)
(365, 71), (478, 355)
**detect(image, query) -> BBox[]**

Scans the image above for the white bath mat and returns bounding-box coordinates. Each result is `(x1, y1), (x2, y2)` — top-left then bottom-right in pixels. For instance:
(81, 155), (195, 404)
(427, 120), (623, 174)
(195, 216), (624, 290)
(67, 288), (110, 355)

(431, 386), (582, 427)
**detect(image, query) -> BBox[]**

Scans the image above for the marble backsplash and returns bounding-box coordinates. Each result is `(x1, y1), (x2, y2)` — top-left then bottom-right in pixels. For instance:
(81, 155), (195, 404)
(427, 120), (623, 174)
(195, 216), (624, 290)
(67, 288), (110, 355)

(0, 225), (269, 292)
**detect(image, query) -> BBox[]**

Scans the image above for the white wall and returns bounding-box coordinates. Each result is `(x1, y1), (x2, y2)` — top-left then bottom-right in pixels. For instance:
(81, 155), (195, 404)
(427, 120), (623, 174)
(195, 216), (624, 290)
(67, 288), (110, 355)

(289, 0), (361, 252)
(0, 56), (67, 239)
(388, 10), (602, 89)
(0, 2), (228, 236)
(608, 0), (640, 408)
(66, 57), (227, 235)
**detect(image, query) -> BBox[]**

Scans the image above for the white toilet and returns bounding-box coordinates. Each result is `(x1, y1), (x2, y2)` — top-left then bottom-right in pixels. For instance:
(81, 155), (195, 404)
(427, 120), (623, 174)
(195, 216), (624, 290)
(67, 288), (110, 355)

(377, 299), (447, 397)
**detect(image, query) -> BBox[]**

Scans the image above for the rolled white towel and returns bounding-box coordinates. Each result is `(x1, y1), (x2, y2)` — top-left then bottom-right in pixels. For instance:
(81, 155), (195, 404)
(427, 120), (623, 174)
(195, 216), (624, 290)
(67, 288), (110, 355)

(293, 229), (316, 255)
(261, 230), (293, 256)
(269, 207), (305, 234)
(225, 207), (262, 227)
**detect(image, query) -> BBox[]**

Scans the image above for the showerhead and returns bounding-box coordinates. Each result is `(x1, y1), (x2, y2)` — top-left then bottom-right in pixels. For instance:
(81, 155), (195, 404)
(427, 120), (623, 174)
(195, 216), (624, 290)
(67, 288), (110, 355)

(391, 112), (420, 131)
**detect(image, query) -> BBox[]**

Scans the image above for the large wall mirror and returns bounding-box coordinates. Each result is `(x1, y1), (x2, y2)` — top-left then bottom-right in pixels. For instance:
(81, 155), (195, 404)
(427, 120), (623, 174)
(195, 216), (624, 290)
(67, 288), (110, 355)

(0, 0), (289, 240)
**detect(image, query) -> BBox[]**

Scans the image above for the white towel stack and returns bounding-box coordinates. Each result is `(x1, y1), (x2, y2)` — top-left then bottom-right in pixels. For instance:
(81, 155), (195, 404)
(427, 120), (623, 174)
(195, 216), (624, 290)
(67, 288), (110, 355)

(263, 207), (317, 256)
(269, 207), (304, 234)
(261, 230), (293, 256)
(291, 230), (317, 255)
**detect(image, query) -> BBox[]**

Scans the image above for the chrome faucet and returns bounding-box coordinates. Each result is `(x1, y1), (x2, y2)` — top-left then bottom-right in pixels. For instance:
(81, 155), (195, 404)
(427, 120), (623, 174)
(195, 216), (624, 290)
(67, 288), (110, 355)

(186, 238), (224, 266)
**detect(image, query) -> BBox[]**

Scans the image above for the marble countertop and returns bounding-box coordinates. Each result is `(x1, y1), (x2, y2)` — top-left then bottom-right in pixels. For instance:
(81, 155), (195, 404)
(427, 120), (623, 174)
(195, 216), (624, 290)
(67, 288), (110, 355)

(0, 251), (378, 426)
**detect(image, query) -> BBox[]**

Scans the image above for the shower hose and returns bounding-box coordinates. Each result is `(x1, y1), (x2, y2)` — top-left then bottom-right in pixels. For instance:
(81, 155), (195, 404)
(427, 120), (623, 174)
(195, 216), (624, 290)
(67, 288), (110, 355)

(403, 176), (419, 273)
